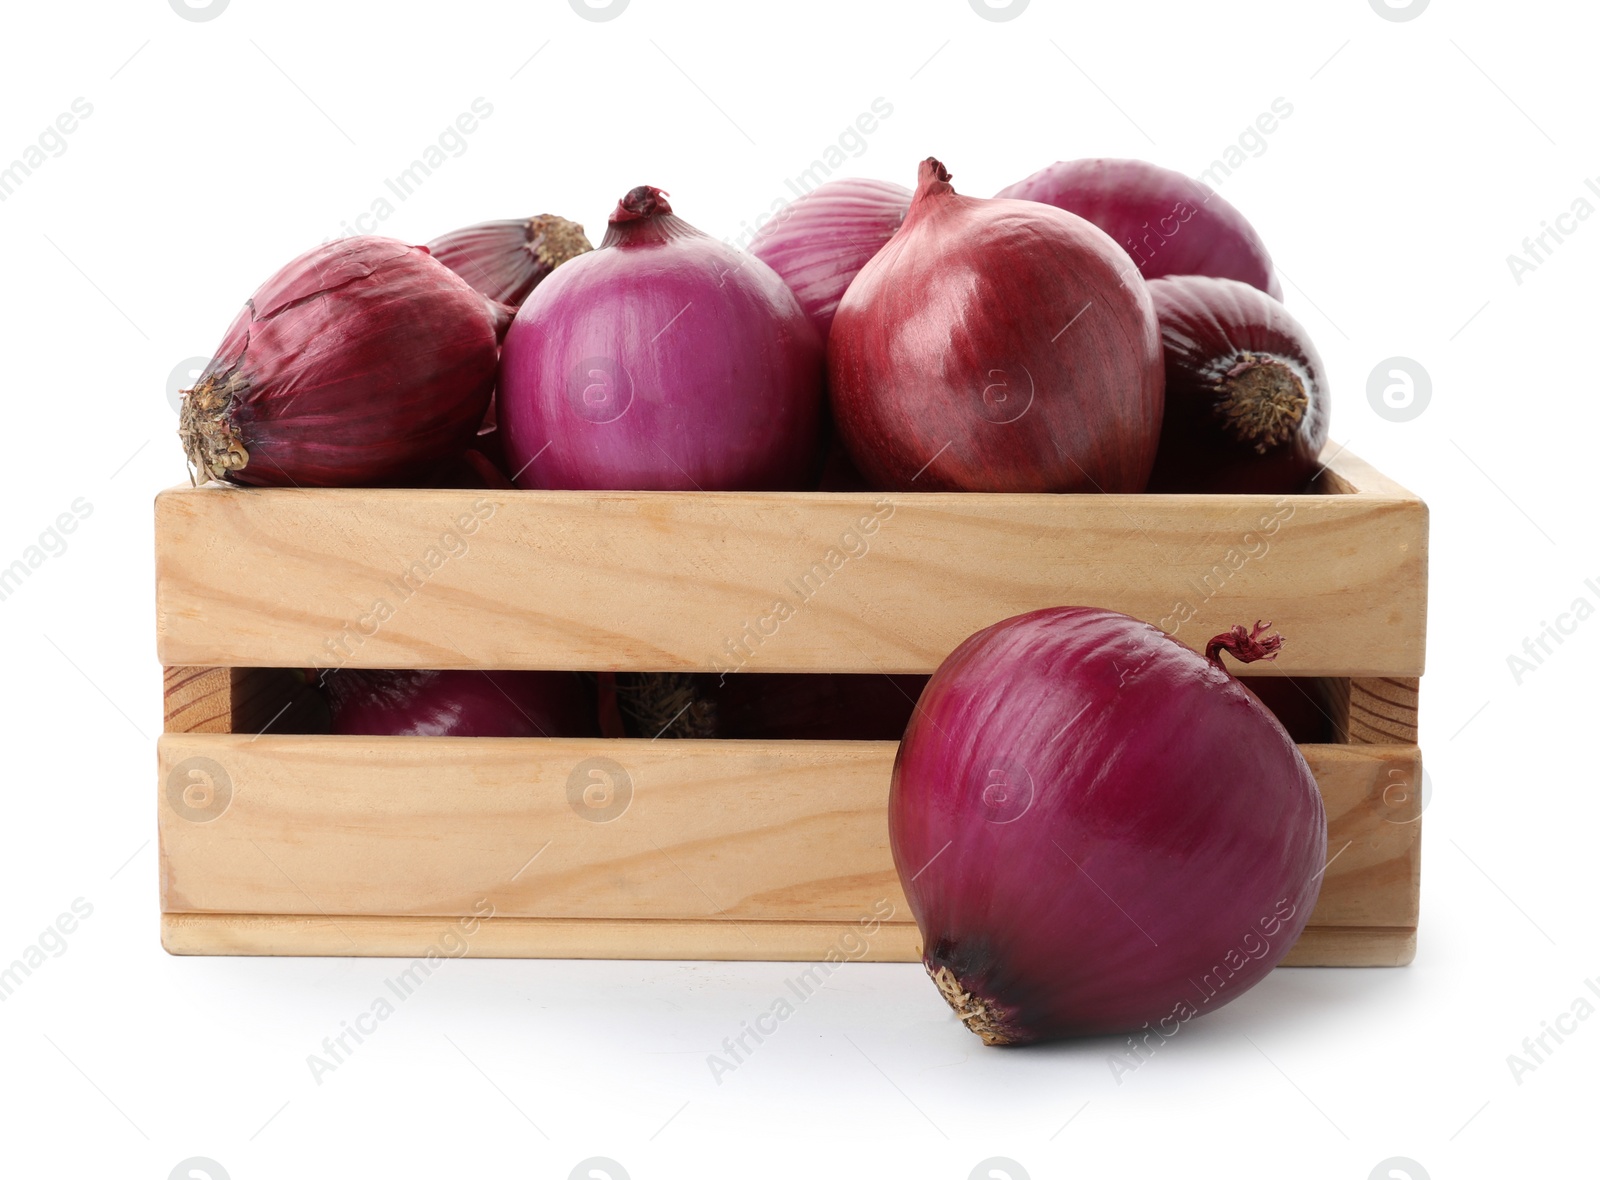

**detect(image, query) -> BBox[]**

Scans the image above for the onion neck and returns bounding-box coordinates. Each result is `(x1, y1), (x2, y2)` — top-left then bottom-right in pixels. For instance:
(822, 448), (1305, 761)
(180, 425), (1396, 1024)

(1214, 354), (1307, 454)
(601, 185), (701, 248)
(178, 369), (251, 484)
(1205, 621), (1284, 671)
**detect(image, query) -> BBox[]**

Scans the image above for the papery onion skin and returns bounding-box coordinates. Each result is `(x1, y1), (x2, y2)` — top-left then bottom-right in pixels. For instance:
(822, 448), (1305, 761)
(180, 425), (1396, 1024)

(997, 159), (1282, 300)
(324, 669), (598, 738)
(828, 158), (1163, 493)
(748, 178), (911, 341)
(180, 237), (507, 487)
(1145, 275), (1329, 494)
(427, 215), (594, 308)
(499, 186), (824, 491)
(889, 608), (1325, 1044)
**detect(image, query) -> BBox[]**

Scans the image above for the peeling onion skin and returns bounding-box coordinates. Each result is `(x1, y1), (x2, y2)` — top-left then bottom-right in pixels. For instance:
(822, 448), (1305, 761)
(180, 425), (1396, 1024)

(748, 178), (911, 341)
(889, 608), (1326, 1044)
(828, 158), (1164, 493)
(180, 237), (507, 487)
(324, 669), (598, 738)
(997, 159), (1282, 300)
(500, 186), (825, 492)
(1146, 275), (1329, 494)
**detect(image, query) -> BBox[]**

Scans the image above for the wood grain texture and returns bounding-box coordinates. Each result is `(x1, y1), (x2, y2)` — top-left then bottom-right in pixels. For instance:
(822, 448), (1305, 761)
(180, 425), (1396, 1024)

(161, 913), (1413, 966)
(154, 450), (1427, 677)
(162, 667), (327, 735)
(1344, 677), (1421, 744)
(159, 736), (1420, 937)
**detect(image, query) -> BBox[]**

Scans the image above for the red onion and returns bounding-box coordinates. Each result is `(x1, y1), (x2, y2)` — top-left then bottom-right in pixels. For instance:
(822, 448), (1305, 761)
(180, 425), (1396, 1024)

(180, 237), (509, 487)
(996, 159), (1282, 300)
(499, 186), (824, 491)
(610, 672), (927, 740)
(1145, 275), (1329, 494)
(418, 448), (514, 490)
(324, 669), (597, 738)
(748, 178), (910, 341)
(828, 159), (1163, 493)
(890, 609), (1325, 1044)
(426, 214), (593, 308)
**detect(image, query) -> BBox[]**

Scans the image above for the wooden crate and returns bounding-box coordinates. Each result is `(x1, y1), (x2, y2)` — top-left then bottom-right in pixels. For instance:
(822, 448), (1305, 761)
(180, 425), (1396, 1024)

(155, 448), (1427, 966)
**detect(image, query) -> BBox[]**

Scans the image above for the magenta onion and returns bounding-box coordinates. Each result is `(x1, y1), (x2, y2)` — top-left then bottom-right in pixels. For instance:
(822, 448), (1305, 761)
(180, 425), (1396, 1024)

(427, 214), (593, 308)
(325, 669), (597, 738)
(829, 158), (1163, 493)
(499, 186), (824, 491)
(1145, 275), (1328, 494)
(890, 608), (1325, 1044)
(748, 178), (910, 341)
(997, 159), (1281, 300)
(180, 237), (509, 487)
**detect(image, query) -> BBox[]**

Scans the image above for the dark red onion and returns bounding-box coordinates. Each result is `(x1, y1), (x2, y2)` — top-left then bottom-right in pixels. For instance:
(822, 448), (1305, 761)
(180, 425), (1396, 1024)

(427, 215), (593, 308)
(890, 609), (1325, 1044)
(417, 448), (514, 490)
(611, 672), (927, 740)
(1145, 275), (1328, 494)
(829, 158), (1163, 493)
(997, 159), (1281, 300)
(499, 186), (824, 491)
(324, 669), (597, 738)
(748, 178), (910, 341)
(180, 237), (509, 487)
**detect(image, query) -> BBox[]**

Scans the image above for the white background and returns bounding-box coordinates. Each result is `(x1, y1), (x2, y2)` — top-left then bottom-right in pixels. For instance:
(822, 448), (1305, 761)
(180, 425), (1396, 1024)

(0, 0), (1592, 1176)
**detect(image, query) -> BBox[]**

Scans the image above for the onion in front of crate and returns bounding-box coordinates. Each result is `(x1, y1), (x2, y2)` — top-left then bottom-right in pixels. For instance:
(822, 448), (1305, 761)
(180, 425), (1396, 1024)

(890, 608), (1326, 1044)
(828, 158), (1164, 493)
(499, 185), (825, 491)
(1144, 275), (1329, 494)
(179, 237), (510, 487)
(996, 157), (1282, 299)
(427, 214), (594, 308)
(324, 669), (598, 738)
(748, 177), (911, 342)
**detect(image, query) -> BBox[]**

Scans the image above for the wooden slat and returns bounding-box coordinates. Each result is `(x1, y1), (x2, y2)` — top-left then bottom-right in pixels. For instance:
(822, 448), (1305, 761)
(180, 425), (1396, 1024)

(162, 913), (924, 962)
(159, 736), (1420, 937)
(161, 913), (1414, 966)
(1345, 677), (1421, 744)
(162, 667), (234, 733)
(154, 451), (1427, 677)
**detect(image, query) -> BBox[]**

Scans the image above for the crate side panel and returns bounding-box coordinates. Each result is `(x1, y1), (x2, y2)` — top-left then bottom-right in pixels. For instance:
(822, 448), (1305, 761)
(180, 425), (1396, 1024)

(159, 737), (1420, 931)
(156, 486), (1426, 676)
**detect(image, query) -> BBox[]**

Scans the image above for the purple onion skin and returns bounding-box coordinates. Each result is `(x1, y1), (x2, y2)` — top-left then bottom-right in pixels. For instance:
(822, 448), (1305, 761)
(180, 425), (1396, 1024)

(326, 669), (597, 738)
(890, 608), (1325, 1044)
(997, 159), (1282, 300)
(1146, 276), (1328, 494)
(829, 159), (1163, 493)
(748, 178), (911, 342)
(499, 186), (825, 491)
(183, 237), (506, 487)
